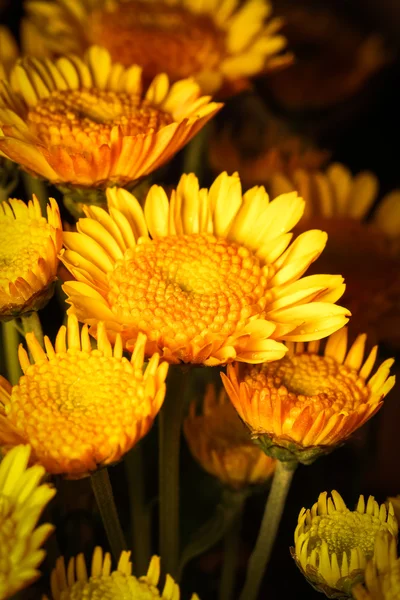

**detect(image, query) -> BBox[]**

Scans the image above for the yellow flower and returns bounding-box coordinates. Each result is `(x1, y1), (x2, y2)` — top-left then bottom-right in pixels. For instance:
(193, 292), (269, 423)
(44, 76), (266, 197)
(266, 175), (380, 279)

(43, 546), (200, 599)
(387, 495), (400, 527)
(61, 171), (350, 365)
(0, 444), (55, 600)
(24, 0), (292, 96)
(0, 27), (19, 80)
(0, 195), (62, 319)
(222, 327), (395, 464)
(269, 162), (400, 349)
(0, 314), (168, 478)
(292, 491), (398, 598)
(0, 45), (221, 189)
(352, 533), (400, 600)
(184, 384), (275, 490)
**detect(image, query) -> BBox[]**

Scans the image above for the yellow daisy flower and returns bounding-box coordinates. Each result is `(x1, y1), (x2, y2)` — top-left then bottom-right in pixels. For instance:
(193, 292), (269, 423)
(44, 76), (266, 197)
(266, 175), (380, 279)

(0, 444), (55, 600)
(0, 45), (221, 191)
(43, 546), (200, 599)
(0, 314), (168, 478)
(292, 491), (398, 598)
(269, 163), (400, 349)
(24, 0), (292, 96)
(61, 171), (350, 366)
(352, 533), (400, 600)
(0, 195), (62, 318)
(222, 327), (395, 464)
(184, 384), (275, 490)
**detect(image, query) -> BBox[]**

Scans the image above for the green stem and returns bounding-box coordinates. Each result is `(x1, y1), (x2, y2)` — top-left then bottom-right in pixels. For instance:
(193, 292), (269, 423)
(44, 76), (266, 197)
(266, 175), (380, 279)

(183, 124), (210, 180)
(1, 320), (22, 385)
(218, 492), (246, 600)
(125, 443), (151, 576)
(239, 461), (297, 600)
(21, 311), (44, 352)
(90, 467), (127, 563)
(158, 366), (188, 579)
(21, 172), (48, 215)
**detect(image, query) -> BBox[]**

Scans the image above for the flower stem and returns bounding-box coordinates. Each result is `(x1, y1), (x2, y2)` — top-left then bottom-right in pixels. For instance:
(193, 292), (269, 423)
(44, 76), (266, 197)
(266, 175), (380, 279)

(21, 171), (48, 215)
(125, 443), (151, 576)
(218, 492), (246, 600)
(1, 320), (22, 385)
(239, 461), (297, 600)
(21, 311), (44, 352)
(90, 467), (127, 563)
(158, 366), (188, 579)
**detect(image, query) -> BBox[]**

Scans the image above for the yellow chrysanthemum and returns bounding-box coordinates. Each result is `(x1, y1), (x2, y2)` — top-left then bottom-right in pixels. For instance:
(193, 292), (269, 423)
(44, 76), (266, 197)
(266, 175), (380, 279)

(292, 491), (398, 599)
(269, 162), (400, 348)
(0, 444), (55, 600)
(43, 547), (200, 600)
(0, 45), (221, 191)
(61, 171), (350, 365)
(222, 327), (395, 464)
(184, 384), (275, 490)
(24, 0), (293, 96)
(352, 534), (400, 600)
(0, 195), (62, 318)
(0, 314), (168, 477)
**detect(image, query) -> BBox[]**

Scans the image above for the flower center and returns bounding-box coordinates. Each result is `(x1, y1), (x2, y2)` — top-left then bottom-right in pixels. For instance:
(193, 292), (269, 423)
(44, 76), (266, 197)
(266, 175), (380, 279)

(106, 233), (268, 349)
(7, 350), (149, 473)
(27, 89), (173, 146)
(245, 353), (370, 418)
(88, 1), (225, 80)
(60, 572), (160, 599)
(0, 214), (51, 288)
(308, 511), (387, 563)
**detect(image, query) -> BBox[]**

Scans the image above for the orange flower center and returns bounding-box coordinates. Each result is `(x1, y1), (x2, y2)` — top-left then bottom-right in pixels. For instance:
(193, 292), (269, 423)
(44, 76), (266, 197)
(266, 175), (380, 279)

(107, 233), (268, 350)
(245, 353), (369, 420)
(88, 2), (224, 80)
(0, 213), (51, 289)
(7, 349), (151, 473)
(27, 89), (172, 146)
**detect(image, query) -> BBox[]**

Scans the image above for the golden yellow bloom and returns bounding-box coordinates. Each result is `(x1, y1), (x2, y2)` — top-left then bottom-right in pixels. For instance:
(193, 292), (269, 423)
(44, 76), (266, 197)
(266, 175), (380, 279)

(0, 45), (221, 189)
(387, 495), (400, 527)
(0, 444), (55, 600)
(43, 547), (200, 600)
(0, 27), (19, 80)
(222, 327), (395, 464)
(0, 314), (168, 478)
(61, 171), (350, 365)
(24, 0), (292, 96)
(0, 195), (62, 318)
(352, 533), (400, 600)
(270, 163), (400, 349)
(292, 491), (398, 598)
(184, 384), (275, 490)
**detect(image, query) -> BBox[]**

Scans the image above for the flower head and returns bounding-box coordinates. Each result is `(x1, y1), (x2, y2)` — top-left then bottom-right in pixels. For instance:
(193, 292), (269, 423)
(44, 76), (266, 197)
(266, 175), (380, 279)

(184, 384), (275, 490)
(43, 546), (200, 599)
(292, 491), (398, 598)
(0, 444), (55, 600)
(0, 314), (168, 478)
(61, 171), (350, 365)
(0, 27), (19, 80)
(352, 533), (400, 600)
(222, 327), (395, 464)
(0, 46), (221, 189)
(24, 0), (292, 95)
(0, 195), (62, 319)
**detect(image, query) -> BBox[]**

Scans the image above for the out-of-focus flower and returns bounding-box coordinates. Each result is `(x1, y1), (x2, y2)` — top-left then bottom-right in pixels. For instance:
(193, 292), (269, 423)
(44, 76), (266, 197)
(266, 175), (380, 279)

(0, 46), (221, 191)
(292, 491), (398, 598)
(184, 384), (276, 490)
(270, 163), (400, 349)
(0, 26), (18, 80)
(43, 546), (200, 599)
(61, 171), (350, 365)
(0, 195), (62, 319)
(0, 314), (168, 478)
(0, 444), (55, 600)
(222, 327), (395, 464)
(24, 0), (293, 95)
(352, 533), (400, 600)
